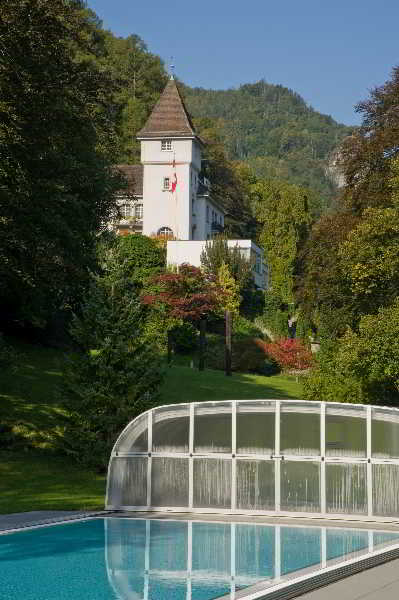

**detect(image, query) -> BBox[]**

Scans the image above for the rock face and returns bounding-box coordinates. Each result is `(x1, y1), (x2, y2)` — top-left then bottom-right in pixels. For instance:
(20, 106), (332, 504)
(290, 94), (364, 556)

(325, 149), (346, 189)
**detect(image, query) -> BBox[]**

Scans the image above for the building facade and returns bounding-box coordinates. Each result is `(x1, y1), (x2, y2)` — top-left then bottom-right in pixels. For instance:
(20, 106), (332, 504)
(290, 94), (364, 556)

(115, 76), (267, 289)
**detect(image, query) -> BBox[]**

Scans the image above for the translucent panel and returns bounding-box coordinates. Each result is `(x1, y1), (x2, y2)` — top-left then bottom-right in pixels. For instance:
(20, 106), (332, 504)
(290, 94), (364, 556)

(236, 460), (275, 510)
(326, 528), (368, 562)
(152, 404), (189, 453)
(373, 464), (399, 517)
(107, 457), (147, 507)
(192, 522), (231, 576)
(372, 408), (399, 458)
(281, 527), (321, 575)
(114, 412), (148, 453)
(326, 463), (367, 514)
(151, 457), (189, 507)
(236, 524), (275, 580)
(280, 402), (320, 456)
(326, 405), (366, 458)
(280, 461), (320, 512)
(194, 403), (231, 453)
(193, 458), (231, 508)
(237, 401), (275, 455)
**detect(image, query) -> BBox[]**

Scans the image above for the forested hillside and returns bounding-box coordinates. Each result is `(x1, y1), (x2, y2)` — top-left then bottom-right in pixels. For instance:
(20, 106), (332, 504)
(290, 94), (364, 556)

(182, 81), (353, 198)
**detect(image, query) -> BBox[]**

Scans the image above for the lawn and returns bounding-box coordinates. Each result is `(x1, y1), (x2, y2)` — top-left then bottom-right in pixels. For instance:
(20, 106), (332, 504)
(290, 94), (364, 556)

(0, 339), (301, 514)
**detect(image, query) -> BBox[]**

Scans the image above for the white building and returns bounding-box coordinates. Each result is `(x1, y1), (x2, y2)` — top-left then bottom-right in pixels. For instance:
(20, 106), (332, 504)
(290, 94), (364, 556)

(115, 76), (267, 289)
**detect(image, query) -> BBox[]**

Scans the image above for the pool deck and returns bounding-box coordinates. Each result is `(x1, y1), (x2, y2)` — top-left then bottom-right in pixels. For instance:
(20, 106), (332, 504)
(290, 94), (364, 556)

(1, 510), (399, 599)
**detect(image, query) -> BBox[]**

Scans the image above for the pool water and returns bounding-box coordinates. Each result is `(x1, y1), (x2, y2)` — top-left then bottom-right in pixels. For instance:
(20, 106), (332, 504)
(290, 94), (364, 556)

(1, 518), (399, 600)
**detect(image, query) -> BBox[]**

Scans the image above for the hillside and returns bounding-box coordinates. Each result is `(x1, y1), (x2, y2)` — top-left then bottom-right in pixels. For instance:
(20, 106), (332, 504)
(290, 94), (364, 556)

(183, 80), (353, 198)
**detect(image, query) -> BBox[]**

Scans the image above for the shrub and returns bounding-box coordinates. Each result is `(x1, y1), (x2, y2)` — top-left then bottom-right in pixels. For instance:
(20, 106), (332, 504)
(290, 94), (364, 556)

(170, 322), (198, 353)
(206, 335), (280, 375)
(257, 338), (313, 372)
(0, 334), (19, 371)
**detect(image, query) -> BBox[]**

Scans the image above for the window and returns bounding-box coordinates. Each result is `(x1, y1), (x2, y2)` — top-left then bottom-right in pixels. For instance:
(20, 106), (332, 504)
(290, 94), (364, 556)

(163, 177), (170, 190)
(120, 203), (133, 218)
(135, 204), (143, 220)
(157, 226), (173, 238)
(161, 140), (172, 151)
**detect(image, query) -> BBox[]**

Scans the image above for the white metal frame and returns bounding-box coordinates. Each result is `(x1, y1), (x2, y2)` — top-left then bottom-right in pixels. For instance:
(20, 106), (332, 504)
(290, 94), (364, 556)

(106, 399), (399, 522)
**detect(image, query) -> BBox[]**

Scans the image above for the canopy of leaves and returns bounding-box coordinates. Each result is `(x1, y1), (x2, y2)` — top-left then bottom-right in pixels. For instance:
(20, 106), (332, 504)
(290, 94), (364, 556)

(142, 264), (222, 322)
(0, 0), (122, 332)
(253, 179), (312, 304)
(340, 66), (399, 212)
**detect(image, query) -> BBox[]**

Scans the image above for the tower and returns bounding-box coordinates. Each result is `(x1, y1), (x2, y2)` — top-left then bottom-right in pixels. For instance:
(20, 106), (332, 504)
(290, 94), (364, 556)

(137, 76), (203, 240)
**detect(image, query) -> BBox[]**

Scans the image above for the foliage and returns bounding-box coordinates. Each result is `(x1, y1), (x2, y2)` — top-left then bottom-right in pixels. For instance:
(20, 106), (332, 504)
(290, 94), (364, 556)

(295, 212), (360, 339)
(217, 262), (241, 317)
(261, 291), (290, 338)
(170, 322), (198, 354)
(183, 80), (352, 201)
(252, 179), (312, 304)
(0, 0), (124, 333)
(99, 33), (167, 163)
(60, 266), (164, 471)
(205, 336), (279, 376)
(338, 207), (399, 315)
(141, 263), (222, 322)
(340, 66), (399, 212)
(99, 234), (166, 288)
(200, 237), (253, 292)
(258, 338), (313, 372)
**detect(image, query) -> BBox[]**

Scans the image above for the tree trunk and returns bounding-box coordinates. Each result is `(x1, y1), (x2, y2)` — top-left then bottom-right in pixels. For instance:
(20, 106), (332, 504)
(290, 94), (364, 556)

(167, 331), (173, 364)
(199, 317), (206, 371)
(225, 310), (232, 376)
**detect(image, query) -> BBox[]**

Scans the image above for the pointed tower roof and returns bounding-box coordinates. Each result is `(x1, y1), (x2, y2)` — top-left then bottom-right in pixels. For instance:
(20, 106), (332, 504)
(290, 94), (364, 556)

(137, 77), (197, 139)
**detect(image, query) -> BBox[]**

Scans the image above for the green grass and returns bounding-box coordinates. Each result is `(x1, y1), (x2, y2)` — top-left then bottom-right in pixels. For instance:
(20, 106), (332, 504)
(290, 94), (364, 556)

(160, 364), (301, 404)
(0, 338), (301, 514)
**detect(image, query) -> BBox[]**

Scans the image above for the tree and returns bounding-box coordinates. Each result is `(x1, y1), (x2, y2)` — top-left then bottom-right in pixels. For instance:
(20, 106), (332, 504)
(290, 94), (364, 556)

(0, 0), (122, 333)
(217, 262), (240, 318)
(253, 179), (312, 304)
(141, 263), (221, 322)
(200, 237), (253, 295)
(339, 66), (399, 212)
(295, 212), (360, 339)
(60, 255), (164, 471)
(339, 207), (399, 315)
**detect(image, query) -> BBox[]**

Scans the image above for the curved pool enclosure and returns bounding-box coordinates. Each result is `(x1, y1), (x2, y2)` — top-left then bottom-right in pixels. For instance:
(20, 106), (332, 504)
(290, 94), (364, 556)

(106, 400), (399, 521)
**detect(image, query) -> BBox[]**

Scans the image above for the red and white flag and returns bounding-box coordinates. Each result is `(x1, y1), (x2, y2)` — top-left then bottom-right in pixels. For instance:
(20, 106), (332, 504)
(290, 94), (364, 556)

(171, 158), (177, 192)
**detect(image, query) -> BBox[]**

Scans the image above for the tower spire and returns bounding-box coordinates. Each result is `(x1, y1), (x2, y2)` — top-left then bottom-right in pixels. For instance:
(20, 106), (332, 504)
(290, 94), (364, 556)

(170, 56), (175, 80)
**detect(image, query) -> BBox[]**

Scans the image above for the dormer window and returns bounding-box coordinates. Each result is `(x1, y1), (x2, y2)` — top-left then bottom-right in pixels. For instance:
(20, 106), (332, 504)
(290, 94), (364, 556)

(161, 140), (172, 151)
(163, 177), (170, 190)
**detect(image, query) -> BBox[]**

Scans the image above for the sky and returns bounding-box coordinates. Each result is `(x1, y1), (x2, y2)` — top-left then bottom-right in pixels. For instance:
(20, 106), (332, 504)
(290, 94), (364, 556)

(87, 0), (399, 126)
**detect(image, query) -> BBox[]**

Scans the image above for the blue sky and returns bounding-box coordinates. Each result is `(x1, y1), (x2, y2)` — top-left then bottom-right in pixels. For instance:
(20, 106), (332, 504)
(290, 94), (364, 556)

(87, 0), (399, 125)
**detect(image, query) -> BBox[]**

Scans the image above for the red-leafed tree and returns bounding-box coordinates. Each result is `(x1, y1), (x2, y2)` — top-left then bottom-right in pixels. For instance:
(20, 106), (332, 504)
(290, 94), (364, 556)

(256, 338), (313, 372)
(141, 264), (224, 370)
(141, 263), (222, 321)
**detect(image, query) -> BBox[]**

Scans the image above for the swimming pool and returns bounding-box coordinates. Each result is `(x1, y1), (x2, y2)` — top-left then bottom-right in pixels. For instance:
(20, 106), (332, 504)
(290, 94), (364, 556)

(1, 517), (399, 599)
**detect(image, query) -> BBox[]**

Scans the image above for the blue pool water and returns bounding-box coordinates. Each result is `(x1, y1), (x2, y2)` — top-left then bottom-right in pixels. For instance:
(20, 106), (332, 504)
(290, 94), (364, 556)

(1, 518), (399, 600)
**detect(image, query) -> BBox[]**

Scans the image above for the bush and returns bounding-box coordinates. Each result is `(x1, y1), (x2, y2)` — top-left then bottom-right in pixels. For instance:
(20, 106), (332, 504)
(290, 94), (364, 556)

(261, 291), (290, 338)
(206, 335), (280, 375)
(257, 338), (313, 372)
(170, 322), (198, 353)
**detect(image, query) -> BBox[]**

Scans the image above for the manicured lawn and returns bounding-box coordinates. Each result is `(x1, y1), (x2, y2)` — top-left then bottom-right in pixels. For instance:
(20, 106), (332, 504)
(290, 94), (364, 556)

(160, 364), (301, 404)
(0, 338), (301, 514)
